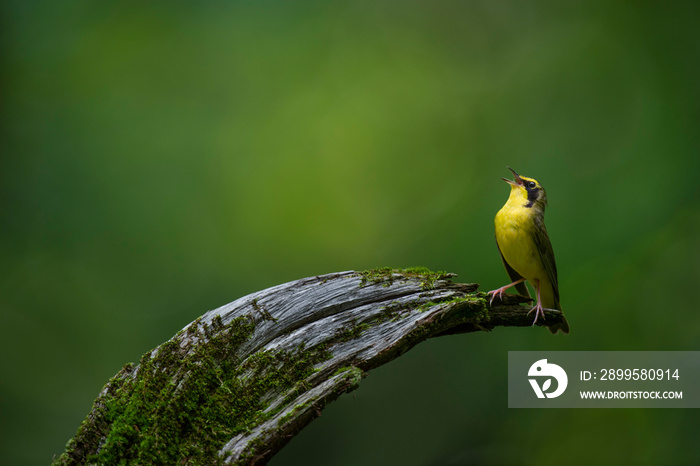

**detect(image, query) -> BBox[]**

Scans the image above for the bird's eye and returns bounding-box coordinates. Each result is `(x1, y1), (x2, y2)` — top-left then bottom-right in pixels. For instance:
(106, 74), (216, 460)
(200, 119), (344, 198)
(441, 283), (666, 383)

(527, 181), (536, 189)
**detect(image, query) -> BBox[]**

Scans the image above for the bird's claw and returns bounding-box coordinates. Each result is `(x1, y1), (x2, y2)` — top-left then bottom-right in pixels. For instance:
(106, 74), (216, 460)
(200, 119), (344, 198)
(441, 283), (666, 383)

(527, 303), (546, 325)
(487, 286), (508, 306)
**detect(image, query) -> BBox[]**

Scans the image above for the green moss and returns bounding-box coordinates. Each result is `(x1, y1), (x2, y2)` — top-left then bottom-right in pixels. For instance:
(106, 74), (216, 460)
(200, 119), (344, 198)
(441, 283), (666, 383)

(372, 301), (415, 323)
(417, 301), (439, 313)
(327, 303), (411, 346)
(331, 366), (364, 382)
(275, 366), (365, 427)
(276, 400), (313, 427)
(251, 298), (277, 322)
(357, 266), (452, 290)
(453, 295), (490, 323)
(55, 315), (332, 465)
(333, 321), (372, 342)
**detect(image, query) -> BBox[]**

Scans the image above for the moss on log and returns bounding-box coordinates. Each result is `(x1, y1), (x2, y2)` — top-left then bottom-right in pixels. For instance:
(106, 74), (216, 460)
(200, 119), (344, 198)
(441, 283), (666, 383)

(54, 267), (565, 465)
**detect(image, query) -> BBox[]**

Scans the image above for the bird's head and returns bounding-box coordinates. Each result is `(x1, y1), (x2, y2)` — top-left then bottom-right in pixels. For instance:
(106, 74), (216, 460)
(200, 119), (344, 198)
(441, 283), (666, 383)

(502, 166), (548, 209)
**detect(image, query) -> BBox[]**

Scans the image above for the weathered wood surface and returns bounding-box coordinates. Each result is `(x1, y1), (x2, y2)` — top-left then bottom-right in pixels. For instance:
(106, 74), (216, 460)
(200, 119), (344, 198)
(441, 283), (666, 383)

(55, 268), (565, 465)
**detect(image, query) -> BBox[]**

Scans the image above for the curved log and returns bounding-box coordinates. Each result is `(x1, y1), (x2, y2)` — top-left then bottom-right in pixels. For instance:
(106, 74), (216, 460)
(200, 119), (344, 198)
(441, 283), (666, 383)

(54, 267), (565, 465)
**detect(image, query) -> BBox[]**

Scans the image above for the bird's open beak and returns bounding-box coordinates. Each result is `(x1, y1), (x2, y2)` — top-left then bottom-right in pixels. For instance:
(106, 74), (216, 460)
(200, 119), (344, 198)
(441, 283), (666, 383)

(502, 166), (524, 187)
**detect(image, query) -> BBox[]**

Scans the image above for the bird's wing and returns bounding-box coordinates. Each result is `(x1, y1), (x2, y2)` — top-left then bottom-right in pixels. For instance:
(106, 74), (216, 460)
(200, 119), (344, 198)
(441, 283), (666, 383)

(532, 215), (560, 309)
(495, 237), (531, 298)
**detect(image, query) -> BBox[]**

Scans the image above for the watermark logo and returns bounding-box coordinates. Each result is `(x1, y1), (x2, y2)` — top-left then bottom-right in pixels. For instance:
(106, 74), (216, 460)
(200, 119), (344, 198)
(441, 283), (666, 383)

(528, 359), (568, 399)
(510, 351), (699, 408)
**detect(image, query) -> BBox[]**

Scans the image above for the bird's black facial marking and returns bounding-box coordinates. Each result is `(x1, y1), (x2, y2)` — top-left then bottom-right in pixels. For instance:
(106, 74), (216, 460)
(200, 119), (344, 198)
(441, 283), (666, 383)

(524, 181), (539, 208)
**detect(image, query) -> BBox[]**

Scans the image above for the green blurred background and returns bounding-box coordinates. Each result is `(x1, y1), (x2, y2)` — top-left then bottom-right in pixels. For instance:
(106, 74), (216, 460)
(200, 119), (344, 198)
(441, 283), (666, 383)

(2, 1), (699, 464)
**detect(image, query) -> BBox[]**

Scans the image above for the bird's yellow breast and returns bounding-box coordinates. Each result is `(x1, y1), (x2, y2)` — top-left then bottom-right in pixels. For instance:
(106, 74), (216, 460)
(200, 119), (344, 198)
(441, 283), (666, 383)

(494, 200), (545, 283)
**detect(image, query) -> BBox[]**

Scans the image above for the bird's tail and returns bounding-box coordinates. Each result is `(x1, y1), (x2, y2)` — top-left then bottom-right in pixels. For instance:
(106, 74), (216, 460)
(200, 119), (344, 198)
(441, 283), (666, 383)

(548, 315), (570, 334)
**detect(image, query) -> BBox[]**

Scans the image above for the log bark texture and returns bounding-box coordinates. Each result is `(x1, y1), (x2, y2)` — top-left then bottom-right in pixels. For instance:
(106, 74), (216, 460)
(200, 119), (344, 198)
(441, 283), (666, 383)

(55, 268), (565, 465)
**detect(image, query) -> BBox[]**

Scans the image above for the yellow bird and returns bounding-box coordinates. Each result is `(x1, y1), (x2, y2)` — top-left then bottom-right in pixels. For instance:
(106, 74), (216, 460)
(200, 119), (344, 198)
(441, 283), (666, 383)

(488, 167), (570, 334)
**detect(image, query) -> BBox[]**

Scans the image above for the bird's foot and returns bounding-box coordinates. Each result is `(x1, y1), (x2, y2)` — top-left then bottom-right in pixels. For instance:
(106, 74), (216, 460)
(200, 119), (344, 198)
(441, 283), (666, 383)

(487, 285), (511, 306)
(527, 302), (546, 325)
